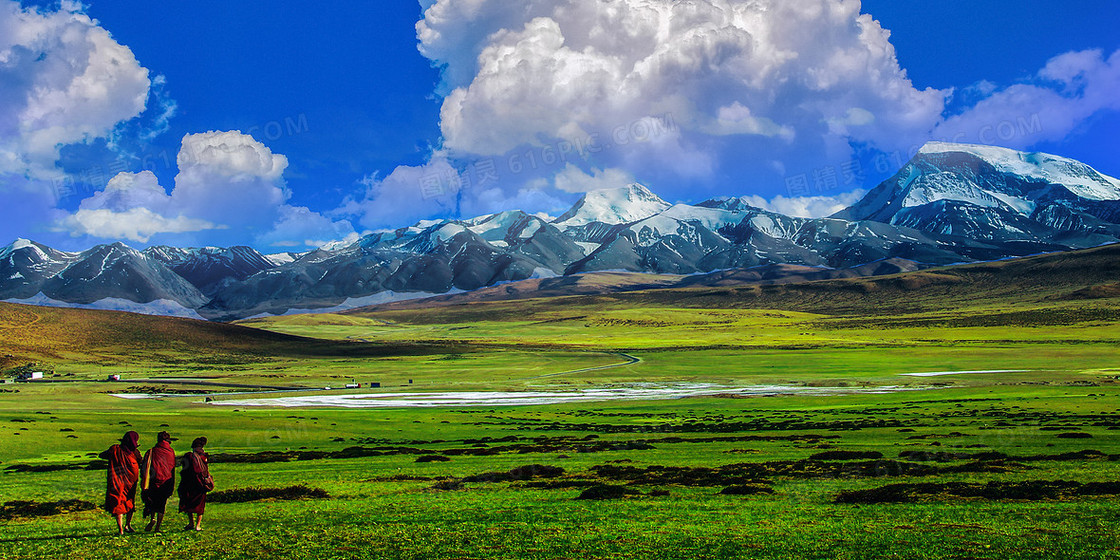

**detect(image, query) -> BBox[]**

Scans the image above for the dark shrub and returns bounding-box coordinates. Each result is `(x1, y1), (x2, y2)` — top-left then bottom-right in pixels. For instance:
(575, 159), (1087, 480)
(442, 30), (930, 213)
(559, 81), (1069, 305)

(209, 485), (328, 504)
(463, 464), (565, 483)
(719, 484), (775, 496)
(809, 450), (884, 461)
(431, 480), (464, 491)
(576, 484), (641, 500)
(0, 500), (96, 520)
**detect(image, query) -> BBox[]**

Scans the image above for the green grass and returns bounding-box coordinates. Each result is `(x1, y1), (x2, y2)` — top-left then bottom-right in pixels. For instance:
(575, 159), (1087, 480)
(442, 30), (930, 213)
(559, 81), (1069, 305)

(1, 248), (1119, 558)
(2, 383), (1118, 559)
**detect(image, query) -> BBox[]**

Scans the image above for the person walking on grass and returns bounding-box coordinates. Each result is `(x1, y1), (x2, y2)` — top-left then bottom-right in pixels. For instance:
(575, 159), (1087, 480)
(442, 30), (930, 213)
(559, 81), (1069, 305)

(178, 436), (213, 531)
(140, 431), (176, 532)
(99, 431), (141, 536)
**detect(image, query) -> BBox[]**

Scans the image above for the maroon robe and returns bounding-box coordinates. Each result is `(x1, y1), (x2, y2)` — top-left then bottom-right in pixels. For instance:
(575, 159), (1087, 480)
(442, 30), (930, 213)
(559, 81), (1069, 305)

(99, 444), (141, 515)
(177, 451), (211, 514)
(141, 440), (176, 515)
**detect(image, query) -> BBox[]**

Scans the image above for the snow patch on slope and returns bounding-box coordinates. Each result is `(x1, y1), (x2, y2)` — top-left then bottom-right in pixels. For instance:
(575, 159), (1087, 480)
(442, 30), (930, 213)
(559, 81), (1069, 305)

(575, 242), (600, 255)
(901, 172), (1036, 214)
(246, 290), (463, 318)
(265, 252), (298, 266)
(920, 142), (1120, 201)
(4, 293), (205, 320)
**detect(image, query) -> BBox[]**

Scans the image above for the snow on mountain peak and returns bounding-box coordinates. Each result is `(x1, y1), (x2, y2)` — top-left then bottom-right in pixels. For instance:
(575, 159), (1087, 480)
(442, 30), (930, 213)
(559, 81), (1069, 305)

(466, 210), (528, 240)
(317, 238), (357, 252)
(1, 239), (34, 261)
(9, 238), (33, 251)
(917, 142), (1120, 201)
(553, 183), (671, 228)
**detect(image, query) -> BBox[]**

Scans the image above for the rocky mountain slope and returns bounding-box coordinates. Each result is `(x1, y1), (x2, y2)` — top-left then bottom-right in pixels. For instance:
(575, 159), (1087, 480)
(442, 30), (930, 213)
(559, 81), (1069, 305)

(3, 142), (1118, 320)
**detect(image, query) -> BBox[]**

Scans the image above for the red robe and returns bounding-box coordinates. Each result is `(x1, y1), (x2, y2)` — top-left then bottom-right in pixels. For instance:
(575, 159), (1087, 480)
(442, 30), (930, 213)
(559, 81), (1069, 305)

(141, 440), (177, 515)
(177, 451), (211, 514)
(99, 444), (141, 515)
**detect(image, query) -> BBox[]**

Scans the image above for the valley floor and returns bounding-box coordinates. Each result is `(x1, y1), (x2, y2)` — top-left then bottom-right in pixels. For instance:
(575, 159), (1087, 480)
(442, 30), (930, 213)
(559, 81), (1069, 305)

(1, 380), (1118, 560)
(1, 261), (1118, 559)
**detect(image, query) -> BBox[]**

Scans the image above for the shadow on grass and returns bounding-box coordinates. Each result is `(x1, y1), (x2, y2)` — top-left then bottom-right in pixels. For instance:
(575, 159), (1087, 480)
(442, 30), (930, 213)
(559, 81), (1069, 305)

(0, 532), (108, 543)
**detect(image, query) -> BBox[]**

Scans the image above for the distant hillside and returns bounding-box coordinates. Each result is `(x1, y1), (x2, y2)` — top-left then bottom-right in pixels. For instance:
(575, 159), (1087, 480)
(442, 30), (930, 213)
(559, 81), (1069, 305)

(341, 244), (1120, 324)
(353, 258), (923, 312)
(0, 302), (302, 368)
(0, 302), (437, 370)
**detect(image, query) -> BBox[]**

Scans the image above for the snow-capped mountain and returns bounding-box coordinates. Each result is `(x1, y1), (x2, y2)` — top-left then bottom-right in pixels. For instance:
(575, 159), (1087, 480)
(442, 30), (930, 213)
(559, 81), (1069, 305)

(143, 245), (278, 296)
(1, 241), (207, 313)
(4, 142), (1118, 320)
(834, 142), (1120, 244)
(264, 251), (307, 266)
(0, 239), (81, 298)
(554, 183), (673, 229)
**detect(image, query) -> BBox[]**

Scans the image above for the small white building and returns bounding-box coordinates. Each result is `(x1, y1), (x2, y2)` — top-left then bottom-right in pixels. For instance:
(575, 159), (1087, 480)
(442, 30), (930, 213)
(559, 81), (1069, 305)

(28, 372), (43, 380)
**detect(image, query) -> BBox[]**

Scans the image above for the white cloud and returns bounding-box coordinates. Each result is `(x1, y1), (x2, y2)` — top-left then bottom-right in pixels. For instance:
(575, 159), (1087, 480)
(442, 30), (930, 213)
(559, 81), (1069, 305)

(59, 132), (347, 248)
(703, 102), (795, 139)
(76, 170), (172, 213)
(466, 184), (569, 218)
(0, 0), (151, 180)
(63, 207), (217, 243)
(335, 157), (465, 230)
(553, 164), (634, 193)
(741, 190), (866, 218)
(931, 48), (1120, 149)
(424, 0), (946, 163)
(256, 205), (357, 248)
(170, 131), (289, 228)
(413, 0), (1120, 213)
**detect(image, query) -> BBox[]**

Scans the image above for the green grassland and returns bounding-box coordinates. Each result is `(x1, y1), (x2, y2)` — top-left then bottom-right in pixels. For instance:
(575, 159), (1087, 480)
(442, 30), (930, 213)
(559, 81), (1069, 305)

(0, 246), (1118, 559)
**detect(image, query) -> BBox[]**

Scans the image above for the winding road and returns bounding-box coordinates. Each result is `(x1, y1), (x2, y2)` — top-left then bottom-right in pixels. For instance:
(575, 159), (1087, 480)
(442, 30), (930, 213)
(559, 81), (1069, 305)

(517, 352), (641, 380)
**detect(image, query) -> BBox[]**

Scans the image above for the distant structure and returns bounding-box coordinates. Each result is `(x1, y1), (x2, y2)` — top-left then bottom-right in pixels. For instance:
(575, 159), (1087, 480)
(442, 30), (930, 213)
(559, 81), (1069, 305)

(15, 371), (43, 381)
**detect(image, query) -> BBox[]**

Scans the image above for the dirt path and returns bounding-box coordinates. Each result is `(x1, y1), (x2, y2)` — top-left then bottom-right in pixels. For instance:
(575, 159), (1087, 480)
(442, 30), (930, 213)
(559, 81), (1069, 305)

(0, 306), (42, 329)
(517, 352), (641, 380)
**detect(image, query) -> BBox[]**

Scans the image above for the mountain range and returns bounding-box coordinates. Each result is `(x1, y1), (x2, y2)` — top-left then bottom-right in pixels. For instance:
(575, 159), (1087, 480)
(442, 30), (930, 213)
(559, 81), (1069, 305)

(3, 142), (1118, 321)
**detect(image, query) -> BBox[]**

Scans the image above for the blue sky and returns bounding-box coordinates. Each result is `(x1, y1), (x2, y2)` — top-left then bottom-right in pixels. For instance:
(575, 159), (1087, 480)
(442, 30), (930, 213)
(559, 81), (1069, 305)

(2, 0), (1118, 251)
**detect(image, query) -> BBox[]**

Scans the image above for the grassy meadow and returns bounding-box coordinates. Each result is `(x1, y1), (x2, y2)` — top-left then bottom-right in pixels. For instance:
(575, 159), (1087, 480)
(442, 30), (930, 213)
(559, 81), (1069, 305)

(1, 247), (1119, 559)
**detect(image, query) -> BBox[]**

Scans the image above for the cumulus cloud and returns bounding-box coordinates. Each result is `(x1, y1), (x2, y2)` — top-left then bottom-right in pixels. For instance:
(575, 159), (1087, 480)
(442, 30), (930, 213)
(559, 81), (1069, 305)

(170, 130), (290, 228)
(335, 152), (580, 230)
(931, 48), (1120, 149)
(63, 208), (217, 243)
(335, 157), (465, 230)
(59, 132), (350, 248)
(0, 0), (151, 180)
(60, 169), (220, 243)
(424, 0), (945, 165)
(256, 205), (357, 249)
(740, 189), (867, 218)
(407, 0), (1120, 214)
(74, 170), (172, 214)
(553, 164), (634, 193)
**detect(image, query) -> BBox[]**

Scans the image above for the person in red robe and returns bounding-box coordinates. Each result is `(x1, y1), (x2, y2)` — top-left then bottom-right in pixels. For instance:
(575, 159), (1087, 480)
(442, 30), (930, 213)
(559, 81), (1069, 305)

(178, 436), (212, 531)
(99, 431), (141, 535)
(140, 431), (176, 532)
